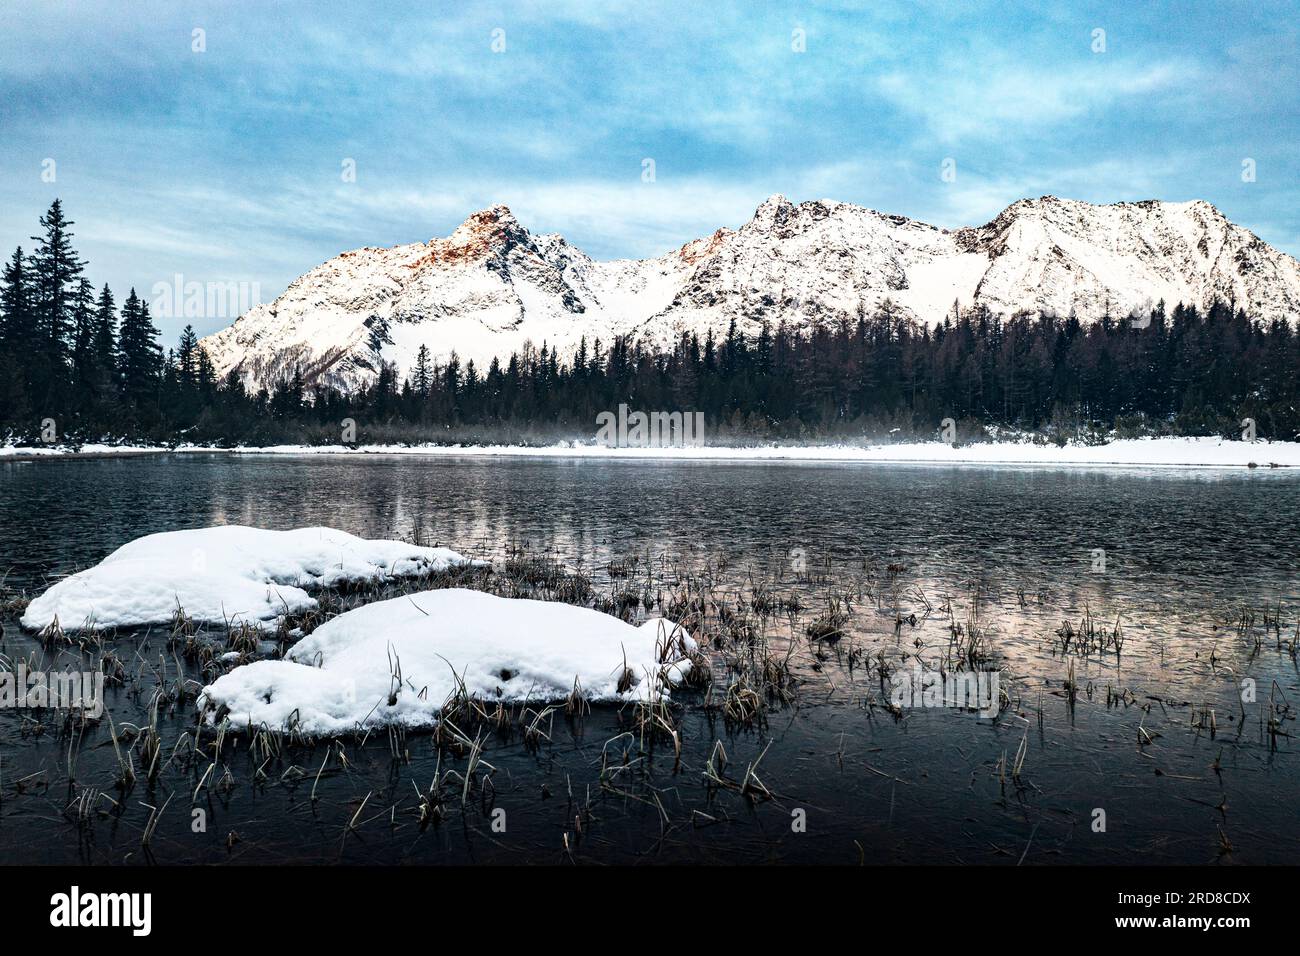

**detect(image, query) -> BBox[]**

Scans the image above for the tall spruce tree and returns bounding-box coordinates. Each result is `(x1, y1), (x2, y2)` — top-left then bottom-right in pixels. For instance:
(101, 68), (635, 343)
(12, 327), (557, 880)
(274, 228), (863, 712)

(117, 289), (163, 412)
(71, 277), (96, 393)
(196, 346), (216, 399)
(177, 324), (200, 389)
(27, 199), (85, 400)
(413, 344), (433, 396)
(0, 247), (35, 354)
(0, 247), (35, 426)
(91, 285), (118, 392)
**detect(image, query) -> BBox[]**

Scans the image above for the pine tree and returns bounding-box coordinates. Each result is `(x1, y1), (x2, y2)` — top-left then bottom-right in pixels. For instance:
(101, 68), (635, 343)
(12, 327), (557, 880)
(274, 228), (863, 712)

(0, 247), (35, 354)
(71, 277), (96, 393)
(196, 346), (215, 399)
(177, 324), (200, 390)
(0, 247), (35, 426)
(27, 199), (85, 388)
(445, 351), (461, 403)
(91, 285), (118, 392)
(160, 348), (179, 419)
(413, 344), (432, 396)
(118, 288), (163, 412)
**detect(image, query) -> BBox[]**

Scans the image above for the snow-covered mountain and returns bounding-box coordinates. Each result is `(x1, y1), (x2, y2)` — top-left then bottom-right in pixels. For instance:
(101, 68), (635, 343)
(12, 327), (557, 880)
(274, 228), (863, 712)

(200, 195), (1300, 393)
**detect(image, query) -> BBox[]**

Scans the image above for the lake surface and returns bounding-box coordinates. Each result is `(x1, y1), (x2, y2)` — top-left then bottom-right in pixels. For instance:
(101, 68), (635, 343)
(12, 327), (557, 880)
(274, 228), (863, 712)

(1, 453), (1297, 865)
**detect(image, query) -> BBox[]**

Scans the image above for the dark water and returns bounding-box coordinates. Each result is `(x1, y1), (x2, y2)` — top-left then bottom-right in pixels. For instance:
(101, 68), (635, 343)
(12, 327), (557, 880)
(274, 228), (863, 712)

(1, 453), (1297, 865)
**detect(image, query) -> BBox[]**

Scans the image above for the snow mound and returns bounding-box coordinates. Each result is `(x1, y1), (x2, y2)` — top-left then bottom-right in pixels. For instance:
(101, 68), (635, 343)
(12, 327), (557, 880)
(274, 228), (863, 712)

(21, 525), (482, 633)
(200, 589), (698, 735)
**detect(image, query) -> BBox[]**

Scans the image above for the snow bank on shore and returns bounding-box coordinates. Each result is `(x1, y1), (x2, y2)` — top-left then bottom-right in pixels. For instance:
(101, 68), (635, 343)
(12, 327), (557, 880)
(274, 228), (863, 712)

(6, 436), (1297, 469)
(231, 436), (1300, 469)
(0, 443), (166, 459)
(200, 589), (697, 734)
(21, 525), (481, 633)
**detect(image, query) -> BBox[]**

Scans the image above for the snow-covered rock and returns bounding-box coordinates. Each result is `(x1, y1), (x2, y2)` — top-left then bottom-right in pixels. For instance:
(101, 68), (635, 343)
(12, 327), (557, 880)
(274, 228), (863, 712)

(21, 526), (481, 632)
(199, 589), (697, 734)
(200, 195), (1300, 394)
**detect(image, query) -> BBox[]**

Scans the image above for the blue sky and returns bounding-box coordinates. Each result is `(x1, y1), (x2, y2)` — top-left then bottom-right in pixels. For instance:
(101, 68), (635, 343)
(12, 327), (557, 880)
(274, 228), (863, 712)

(2, 0), (1298, 339)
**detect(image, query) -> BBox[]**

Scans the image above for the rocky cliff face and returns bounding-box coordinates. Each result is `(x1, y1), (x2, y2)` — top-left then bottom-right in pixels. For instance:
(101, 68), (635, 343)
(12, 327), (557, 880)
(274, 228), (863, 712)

(200, 195), (1300, 393)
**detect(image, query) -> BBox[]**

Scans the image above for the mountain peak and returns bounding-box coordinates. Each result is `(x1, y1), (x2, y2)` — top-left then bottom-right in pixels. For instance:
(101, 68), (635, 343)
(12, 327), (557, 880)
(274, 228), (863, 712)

(752, 193), (795, 217)
(746, 193), (802, 235)
(449, 204), (526, 240)
(427, 204), (533, 265)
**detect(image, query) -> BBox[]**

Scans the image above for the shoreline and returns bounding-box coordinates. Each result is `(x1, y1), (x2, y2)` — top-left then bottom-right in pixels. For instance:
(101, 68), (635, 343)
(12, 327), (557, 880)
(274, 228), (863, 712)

(0, 444), (174, 462)
(3, 436), (1299, 469)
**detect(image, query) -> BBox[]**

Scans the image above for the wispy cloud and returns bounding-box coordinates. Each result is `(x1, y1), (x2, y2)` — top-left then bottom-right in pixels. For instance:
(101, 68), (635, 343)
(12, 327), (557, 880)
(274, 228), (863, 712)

(877, 57), (1193, 142)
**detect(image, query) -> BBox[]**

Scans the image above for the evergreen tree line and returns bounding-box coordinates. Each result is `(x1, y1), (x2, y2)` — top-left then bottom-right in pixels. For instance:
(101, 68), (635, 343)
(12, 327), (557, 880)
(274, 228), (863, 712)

(2, 200), (1297, 446)
(0, 199), (215, 440)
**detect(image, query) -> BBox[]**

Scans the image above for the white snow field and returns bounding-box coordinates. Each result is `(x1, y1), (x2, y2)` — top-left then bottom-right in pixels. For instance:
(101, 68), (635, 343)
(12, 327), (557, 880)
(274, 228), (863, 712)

(229, 436), (1300, 469)
(20, 525), (481, 633)
(4, 436), (1297, 468)
(200, 589), (698, 734)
